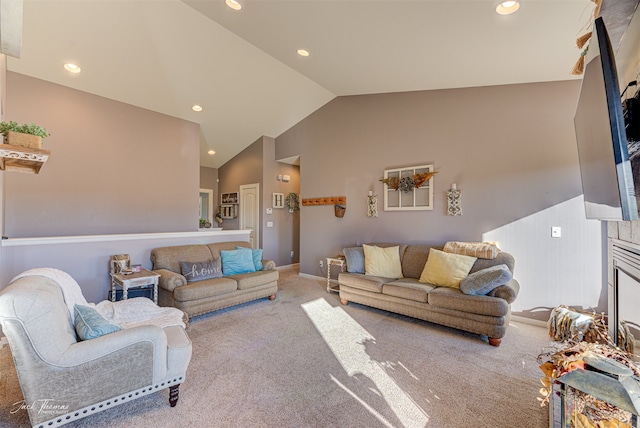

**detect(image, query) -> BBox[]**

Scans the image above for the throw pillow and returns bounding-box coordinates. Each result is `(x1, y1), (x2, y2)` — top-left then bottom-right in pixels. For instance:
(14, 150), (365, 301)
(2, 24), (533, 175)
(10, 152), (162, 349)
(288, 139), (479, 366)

(237, 246), (263, 271)
(460, 264), (513, 296)
(74, 304), (121, 341)
(180, 258), (222, 282)
(343, 247), (365, 274)
(363, 244), (403, 279)
(443, 241), (499, 259)
(221, 248), (257, 275)
(419, 248), (477, 288)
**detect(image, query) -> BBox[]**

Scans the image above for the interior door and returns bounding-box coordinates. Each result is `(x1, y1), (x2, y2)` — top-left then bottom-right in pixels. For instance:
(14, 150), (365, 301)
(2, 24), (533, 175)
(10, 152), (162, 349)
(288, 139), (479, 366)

(239, 183), (260, 248)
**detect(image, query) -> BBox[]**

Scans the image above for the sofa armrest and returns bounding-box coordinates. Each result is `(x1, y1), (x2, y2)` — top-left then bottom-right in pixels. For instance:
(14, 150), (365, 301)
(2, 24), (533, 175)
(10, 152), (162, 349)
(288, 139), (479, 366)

(487, 278), (520, 304)
(262, 259), (276, 270)
(154, 269), (187, 292)
(59, 325), (168, 380)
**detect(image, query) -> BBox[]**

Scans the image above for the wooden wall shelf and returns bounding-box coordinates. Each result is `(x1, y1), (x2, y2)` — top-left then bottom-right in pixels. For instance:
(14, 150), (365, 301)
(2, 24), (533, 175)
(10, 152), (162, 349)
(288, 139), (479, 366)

(302, 196), (347, 206)
(0, 144), (51, 174)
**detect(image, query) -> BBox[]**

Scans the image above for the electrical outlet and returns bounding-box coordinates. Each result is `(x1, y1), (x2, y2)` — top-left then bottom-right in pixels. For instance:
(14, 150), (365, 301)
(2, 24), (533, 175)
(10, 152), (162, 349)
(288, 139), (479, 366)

(319, 260), (324, 268)
(290, 250), (294, 258)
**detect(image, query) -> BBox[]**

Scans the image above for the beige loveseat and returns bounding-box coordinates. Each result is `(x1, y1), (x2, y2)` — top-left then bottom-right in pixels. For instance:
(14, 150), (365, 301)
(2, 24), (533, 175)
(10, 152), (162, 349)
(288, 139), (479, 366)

(151, 241), (278, 318)
(338, 243), (519, 346)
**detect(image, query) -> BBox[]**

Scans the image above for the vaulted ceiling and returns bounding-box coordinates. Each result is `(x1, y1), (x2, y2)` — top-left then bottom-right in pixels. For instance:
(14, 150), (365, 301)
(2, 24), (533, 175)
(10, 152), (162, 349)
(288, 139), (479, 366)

(6, 1), (633, 168)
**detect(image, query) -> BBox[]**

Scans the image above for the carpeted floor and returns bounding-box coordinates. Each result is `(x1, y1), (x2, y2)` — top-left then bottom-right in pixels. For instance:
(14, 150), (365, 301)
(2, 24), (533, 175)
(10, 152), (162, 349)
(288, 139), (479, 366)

(0, 267), (550, 427)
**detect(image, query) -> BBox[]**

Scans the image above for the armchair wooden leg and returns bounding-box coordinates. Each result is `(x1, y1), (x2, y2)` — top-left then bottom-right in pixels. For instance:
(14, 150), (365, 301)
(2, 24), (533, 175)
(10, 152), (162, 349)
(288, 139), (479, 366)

(169, 384), (180, 407)
(340, 298), (349, 305)
(488, 337), (501, 347)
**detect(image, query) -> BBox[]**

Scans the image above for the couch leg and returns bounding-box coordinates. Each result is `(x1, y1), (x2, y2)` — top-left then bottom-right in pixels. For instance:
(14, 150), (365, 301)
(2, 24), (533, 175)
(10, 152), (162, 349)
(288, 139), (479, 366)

(169, 384), (180, 407)
(340, 298), (349, 305)
(268, 294), (276, 300)
(488, 338), (501, 347)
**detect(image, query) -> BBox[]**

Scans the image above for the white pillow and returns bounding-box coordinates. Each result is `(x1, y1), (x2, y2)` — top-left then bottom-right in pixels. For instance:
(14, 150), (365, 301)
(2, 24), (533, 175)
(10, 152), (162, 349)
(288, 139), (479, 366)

(363, 244), (403, 279)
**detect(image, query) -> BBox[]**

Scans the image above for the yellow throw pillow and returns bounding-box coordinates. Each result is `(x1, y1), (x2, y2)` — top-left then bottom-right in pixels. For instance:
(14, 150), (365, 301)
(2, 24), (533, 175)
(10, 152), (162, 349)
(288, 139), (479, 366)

(419, 248), (477, 288)
(363, 244), (403, 279)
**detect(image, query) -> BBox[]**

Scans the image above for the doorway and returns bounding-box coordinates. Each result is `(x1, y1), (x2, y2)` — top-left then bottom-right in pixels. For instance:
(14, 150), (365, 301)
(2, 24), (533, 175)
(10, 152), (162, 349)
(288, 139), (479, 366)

(239, 183), (260, 248)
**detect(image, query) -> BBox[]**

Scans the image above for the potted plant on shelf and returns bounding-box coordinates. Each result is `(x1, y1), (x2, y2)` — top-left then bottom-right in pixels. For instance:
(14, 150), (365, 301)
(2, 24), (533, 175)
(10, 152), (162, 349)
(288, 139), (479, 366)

(0, 121), (50, 150)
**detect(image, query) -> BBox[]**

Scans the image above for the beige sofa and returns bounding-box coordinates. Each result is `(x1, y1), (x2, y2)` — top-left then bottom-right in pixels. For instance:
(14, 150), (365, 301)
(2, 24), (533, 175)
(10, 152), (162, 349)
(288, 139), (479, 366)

(151, 241), (278, 318)
(338, 243), (519, 346)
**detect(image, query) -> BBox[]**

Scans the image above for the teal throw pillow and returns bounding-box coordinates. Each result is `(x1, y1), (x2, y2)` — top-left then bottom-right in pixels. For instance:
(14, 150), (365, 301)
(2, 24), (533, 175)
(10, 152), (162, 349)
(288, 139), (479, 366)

(343, 247), (365, 274)
(459, 264), (512, 296)
(221, 248), (257, 275)
(181, 258), (222, 282)
(237, 246), (263, 271)
(74, 304), (121, 341)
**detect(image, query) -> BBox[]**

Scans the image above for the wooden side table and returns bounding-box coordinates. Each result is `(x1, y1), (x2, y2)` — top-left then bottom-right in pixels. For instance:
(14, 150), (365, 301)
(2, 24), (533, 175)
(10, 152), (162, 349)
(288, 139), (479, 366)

(326, 257), (345, 294)
(110, 269), (160, 304)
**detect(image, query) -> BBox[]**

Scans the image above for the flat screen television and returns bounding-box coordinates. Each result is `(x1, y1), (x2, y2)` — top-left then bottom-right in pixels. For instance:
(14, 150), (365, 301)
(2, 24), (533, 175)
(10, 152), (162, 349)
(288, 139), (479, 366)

(574, 17), (639, 221)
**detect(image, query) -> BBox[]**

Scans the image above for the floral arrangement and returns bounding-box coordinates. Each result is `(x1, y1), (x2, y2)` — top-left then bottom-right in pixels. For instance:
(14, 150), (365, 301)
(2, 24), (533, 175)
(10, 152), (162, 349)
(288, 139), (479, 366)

(285, 193), (300, 212)
(380, 171), (438, 192)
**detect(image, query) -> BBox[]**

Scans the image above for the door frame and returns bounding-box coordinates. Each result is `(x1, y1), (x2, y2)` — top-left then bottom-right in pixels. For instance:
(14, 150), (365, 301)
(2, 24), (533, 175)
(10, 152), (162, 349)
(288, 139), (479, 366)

(239, 183), (260, 248)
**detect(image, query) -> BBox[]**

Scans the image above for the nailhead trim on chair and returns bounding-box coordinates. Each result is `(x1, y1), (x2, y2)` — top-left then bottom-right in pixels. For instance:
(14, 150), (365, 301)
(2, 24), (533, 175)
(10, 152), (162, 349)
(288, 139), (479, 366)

(35, 376), (185, 428)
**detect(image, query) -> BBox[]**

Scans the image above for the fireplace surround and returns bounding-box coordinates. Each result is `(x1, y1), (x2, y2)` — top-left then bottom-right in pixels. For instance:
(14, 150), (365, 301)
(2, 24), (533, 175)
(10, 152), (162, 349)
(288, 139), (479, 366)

(610, 239), (640, 352)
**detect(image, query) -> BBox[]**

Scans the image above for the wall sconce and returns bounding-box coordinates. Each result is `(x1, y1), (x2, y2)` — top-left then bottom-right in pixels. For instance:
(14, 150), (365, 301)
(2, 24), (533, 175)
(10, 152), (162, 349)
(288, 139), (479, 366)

(367, 190), (378, 218)
(447, 183), (462, 216)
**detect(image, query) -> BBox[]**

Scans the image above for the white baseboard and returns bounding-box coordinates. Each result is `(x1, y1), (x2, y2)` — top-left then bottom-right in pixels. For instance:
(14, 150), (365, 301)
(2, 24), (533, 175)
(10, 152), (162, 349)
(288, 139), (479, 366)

(510, 315), (547, 328)
(276, 263), (300, 270)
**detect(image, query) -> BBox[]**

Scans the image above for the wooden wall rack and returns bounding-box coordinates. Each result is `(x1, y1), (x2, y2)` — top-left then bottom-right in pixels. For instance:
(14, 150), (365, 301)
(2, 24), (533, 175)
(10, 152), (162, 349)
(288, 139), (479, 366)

(302, 196), (347, 206)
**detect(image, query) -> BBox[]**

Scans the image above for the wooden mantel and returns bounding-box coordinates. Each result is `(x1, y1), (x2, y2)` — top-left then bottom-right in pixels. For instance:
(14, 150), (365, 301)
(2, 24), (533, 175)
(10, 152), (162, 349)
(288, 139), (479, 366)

(0, 143), (51, 174)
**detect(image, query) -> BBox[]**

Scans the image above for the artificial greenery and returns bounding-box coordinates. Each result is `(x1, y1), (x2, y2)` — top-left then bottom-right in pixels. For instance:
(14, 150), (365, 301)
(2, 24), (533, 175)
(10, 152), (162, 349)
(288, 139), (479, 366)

(285, 192), (300, 212)
(0, 121), (50, 142)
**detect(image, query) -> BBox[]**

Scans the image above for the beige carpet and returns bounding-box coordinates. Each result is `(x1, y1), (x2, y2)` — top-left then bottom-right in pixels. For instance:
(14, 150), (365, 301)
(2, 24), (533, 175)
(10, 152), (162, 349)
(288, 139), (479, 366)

(0, 267), (550, 427)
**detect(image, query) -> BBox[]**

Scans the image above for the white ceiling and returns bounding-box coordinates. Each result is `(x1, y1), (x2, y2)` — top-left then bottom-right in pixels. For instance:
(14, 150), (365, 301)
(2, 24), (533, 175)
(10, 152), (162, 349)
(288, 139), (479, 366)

(7, 0), (597, 168)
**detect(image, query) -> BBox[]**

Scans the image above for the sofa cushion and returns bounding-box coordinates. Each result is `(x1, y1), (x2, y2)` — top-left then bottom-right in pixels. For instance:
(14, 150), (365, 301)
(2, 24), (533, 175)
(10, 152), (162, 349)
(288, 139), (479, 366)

(74, 304), (121, 340)
(427, 287), (509, 317)
(401, 245), (433, 279)
(443, 241), (499, 259)
(382, 278), (436, 303)
(343, 247), (365, 274)
(460, 264), (512, 296)
(173, 277), (238, 302)
(238, 246), (263, 271)
(363, 244), (403, 279)
(221, 248), (257, 275)
(419, 248), (476, 288)
(180, 258), (222, 282)
(338, 273), (385, 293)
(151, 244), (213, 273)
(232, 269), (279, 290)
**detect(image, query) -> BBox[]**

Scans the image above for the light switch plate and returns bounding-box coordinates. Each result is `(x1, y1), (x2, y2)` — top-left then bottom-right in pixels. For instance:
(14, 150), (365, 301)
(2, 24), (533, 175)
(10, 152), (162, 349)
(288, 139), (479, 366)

(267, 221), (274, 228)
(551, 226), (561, 238)
(266, 208), (272, 214)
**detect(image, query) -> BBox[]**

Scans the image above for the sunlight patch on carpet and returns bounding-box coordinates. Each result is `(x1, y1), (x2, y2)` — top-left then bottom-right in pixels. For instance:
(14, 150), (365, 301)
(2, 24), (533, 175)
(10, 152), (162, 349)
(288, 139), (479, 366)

(302, 298), (429, 428)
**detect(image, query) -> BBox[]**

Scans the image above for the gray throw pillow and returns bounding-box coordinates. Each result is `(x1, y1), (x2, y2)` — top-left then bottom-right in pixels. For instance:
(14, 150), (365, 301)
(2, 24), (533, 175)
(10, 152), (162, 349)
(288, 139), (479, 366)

(343, 247), (365, 274)
(460, 264), (512, 296)
(180, 258), (222, 282)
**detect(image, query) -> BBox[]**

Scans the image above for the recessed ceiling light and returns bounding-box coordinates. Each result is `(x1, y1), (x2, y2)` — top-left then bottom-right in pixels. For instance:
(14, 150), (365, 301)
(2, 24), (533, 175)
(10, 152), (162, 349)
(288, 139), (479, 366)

(297, 49), (310, 57)
(192, 105), (203, 112)
(225, 0), (242, 11)
(64, 63), (81, 73)
(495, 1), (520, 15)
(208, 150), (216, 155)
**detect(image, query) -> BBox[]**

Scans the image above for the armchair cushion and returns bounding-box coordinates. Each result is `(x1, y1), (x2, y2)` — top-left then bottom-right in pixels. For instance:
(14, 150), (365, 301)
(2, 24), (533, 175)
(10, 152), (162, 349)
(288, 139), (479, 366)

(74, 304), (122, 340)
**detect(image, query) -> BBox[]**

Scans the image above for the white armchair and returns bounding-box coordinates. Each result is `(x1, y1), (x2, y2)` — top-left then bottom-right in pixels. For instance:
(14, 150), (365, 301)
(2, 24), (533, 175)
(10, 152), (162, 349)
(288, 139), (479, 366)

(0, 270), (192, 428)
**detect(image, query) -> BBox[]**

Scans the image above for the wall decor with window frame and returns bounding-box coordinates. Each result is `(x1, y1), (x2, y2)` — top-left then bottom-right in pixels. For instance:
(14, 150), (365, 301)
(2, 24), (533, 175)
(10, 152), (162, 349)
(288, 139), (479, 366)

(382, 164), (435, 211)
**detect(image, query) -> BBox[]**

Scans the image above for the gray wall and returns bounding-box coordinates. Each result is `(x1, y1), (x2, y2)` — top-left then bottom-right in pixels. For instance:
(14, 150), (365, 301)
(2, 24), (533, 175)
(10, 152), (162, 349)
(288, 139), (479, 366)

(276, 80), (604, 320)
(218, 136), (300, 266)
(4, 72), (200, 238)
(200, 166), (219, 218)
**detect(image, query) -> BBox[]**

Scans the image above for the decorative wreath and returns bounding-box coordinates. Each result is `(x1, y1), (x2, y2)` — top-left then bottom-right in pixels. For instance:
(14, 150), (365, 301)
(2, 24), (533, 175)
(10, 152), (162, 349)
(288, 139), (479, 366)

(380, 171), (438, 192)
(285, 192), (300, 211)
